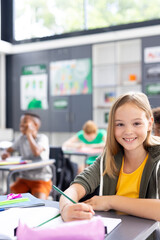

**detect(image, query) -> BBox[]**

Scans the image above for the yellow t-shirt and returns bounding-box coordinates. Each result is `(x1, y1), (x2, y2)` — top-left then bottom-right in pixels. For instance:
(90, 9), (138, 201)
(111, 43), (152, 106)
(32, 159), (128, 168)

(116, 154), (148, 198)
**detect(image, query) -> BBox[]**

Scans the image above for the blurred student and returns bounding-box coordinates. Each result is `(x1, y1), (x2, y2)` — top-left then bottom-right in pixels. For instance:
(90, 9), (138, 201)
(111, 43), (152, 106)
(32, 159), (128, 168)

(60, 92), (160, 223)
(1, 113), (52, 200)
(152, 107), (160, 137)
(62, 120), (107, 165)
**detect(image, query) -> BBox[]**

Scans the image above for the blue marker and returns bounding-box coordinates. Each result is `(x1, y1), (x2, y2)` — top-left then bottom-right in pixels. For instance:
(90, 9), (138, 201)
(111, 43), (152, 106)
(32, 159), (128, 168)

(0, 208), (5, 212)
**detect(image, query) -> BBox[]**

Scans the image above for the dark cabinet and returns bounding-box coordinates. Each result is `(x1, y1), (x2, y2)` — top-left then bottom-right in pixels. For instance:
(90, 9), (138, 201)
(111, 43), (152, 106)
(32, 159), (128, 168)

(50, 94), (92, 132)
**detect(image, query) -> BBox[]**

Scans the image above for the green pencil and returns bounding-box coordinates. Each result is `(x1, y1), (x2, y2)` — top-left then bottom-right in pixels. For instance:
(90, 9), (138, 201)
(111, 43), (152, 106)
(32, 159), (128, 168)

(35, 213), (61, 228)
(53, 185), (76, 204)
(36, 185), (76, 228)
(53, 185), (94, 215)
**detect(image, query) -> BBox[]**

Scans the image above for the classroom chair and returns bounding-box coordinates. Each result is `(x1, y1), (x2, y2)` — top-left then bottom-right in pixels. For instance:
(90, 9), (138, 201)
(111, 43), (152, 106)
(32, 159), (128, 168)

(49, 146), (78, 200)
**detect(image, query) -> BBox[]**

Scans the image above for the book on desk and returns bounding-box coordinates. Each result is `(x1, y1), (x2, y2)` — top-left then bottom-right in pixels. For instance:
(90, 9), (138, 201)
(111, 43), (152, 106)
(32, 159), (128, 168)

(0, 156), (31, 166)
(0, 193), (45, 209)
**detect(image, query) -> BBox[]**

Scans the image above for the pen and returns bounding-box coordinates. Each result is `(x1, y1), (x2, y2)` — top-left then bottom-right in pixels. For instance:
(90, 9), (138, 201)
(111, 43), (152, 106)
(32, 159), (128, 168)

(0, 208), (5, 212)
(53, 185), (76, 204)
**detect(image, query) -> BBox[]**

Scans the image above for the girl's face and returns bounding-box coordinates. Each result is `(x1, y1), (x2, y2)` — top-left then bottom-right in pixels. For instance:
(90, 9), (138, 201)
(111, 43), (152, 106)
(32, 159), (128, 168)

(114, 103), (153, 153)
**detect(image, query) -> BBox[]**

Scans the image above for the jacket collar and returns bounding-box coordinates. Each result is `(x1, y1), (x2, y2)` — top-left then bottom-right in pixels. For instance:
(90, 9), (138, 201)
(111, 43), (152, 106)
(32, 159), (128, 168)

(109, 145), (160, 197)
(103, 151), (123, 195)
(139, 145), (160, 197)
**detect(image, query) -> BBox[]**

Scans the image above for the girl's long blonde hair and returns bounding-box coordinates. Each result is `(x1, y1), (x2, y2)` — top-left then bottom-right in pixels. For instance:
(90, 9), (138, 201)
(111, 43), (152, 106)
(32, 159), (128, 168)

(103, 92), (160, 178)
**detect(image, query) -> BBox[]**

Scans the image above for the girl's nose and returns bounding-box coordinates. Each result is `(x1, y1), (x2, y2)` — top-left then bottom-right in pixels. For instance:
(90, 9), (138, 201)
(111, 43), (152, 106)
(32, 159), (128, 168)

(124, 125), (133, 134)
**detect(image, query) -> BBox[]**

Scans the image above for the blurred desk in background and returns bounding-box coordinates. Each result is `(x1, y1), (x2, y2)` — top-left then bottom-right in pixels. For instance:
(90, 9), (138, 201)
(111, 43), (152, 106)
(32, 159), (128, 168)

(0, 159), (56, 194)
(0, 141), (13, 150)
(63, 147), (103, 166)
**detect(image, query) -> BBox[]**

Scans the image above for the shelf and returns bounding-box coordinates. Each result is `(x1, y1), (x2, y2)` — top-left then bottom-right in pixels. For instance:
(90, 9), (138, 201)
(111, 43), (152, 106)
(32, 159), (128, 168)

(93, 83), (141, 88)
(93, 65), (116, 87)
(92, 38), (142, 128)
(93, 108), (110, 128)
(93, 42), (115, 65)
(116, 39), (141, 63)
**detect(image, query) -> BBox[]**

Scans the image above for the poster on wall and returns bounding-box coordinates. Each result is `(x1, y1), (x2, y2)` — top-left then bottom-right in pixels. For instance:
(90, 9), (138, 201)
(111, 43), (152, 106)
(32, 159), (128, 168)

(144, 46), (160, 63)
(20, 64), (48, 110)
(146, 83), (160, 96)
(50, 58), (92, 96)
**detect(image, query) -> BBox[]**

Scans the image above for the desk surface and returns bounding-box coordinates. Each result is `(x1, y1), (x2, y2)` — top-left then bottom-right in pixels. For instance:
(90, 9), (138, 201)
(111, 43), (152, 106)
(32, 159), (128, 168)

(44, 200), (158, 240)
(64, 148), (103, 157)
(0, 159), (55, 194)
(0, 159), (54, 171)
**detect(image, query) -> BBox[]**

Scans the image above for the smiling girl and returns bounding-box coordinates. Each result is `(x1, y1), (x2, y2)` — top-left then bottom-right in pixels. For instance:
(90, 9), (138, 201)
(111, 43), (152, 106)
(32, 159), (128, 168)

(60, 92), (160, 222)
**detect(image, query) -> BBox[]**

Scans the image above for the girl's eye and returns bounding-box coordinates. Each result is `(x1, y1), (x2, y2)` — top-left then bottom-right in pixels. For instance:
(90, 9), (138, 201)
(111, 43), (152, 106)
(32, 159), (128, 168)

(134, 122), (141, 126)
(116, 123), (124, 127)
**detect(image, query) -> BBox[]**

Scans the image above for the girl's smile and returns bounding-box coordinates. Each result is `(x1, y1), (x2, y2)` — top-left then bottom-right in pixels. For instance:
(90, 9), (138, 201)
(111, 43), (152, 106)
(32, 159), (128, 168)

(123, 137), (137, 142)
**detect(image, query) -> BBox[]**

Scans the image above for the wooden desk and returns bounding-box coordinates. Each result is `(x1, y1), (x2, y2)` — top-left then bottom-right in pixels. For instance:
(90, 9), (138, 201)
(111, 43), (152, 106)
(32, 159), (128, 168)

(0, 159), (56, 194)
(44, 200), (159, 240)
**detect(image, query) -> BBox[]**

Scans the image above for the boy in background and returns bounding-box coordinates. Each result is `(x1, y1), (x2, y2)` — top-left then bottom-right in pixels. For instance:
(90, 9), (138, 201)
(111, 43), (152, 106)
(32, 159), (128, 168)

(1, 113), (52, 200)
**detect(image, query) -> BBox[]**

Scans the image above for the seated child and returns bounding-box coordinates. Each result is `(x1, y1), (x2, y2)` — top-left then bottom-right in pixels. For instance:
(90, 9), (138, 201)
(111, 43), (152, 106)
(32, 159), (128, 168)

(63, 120), (106, 171)
(60, 92), (160, 224)
(1, 113), (52, 200)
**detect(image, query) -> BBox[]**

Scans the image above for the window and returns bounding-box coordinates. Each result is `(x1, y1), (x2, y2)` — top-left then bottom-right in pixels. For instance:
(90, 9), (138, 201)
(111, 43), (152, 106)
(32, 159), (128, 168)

(87, 0), (160, 29)
(14, 0), (160, 41)
(14, 0), (84, 41)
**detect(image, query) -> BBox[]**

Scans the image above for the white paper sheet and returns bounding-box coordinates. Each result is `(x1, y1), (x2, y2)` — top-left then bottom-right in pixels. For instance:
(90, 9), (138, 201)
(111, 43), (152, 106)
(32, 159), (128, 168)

(100, 216), (122, 234)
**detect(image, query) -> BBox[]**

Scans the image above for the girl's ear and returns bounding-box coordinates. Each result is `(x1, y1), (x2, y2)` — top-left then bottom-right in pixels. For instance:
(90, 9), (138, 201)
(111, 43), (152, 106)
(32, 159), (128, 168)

(148, 117), (154, 131)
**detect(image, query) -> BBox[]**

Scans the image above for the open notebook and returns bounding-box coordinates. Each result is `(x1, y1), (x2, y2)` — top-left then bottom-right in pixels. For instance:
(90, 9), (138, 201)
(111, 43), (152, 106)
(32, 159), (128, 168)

(0, 206), (121, 240)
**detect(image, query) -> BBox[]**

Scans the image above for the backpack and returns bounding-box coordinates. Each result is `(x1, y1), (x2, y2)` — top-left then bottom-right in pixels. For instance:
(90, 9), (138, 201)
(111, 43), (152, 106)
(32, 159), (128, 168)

(60, 156), (78, 191)
(49, 147), (78, 199)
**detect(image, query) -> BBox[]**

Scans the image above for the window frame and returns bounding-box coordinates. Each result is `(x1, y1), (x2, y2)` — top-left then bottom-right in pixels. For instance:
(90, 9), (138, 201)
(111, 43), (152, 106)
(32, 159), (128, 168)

(1, 1), (160, 45)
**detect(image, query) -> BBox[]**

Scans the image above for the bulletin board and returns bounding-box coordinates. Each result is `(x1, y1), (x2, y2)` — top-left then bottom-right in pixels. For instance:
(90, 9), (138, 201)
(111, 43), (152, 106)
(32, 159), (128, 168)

(6, 45), (92, 132)
(50, 58), (92, 96)
(20, 64), (48, 110)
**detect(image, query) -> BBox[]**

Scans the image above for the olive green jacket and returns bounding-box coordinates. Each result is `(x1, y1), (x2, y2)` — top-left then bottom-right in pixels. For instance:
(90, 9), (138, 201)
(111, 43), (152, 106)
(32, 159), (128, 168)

(73, 145), (160, 199)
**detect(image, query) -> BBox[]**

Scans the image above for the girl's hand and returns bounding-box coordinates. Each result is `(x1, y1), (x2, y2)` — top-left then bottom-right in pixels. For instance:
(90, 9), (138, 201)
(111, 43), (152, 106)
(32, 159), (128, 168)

(84, 196), (112, 211)
(61, 203), (95, 222)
